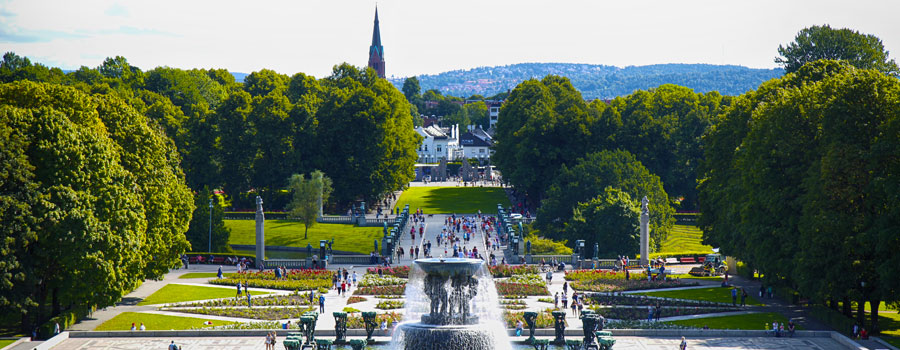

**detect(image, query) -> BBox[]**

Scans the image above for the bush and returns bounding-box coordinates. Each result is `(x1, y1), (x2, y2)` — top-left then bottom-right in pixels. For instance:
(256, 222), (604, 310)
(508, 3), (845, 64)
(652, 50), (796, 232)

(346, 312), (403, 329)
(39, 305), (94, 339)
(172, 306), (316, 320)
(506, 273), (547, 287)
(210, 277), (331, 291)
(736, 261), (754, 279)
(347, 296), (367, 305)
(526, 235), (573, 255)
(504, 309), (565, 328)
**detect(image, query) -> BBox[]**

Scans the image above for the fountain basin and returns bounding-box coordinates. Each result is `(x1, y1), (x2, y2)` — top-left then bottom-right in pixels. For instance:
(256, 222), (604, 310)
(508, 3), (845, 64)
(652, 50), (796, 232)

(414, 258), (483, 277)
(396, 322), (499, 350)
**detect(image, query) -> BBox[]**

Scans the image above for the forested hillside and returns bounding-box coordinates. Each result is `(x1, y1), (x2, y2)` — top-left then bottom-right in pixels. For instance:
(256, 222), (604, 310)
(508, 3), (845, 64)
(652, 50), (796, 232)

(390, 63), (783, 98)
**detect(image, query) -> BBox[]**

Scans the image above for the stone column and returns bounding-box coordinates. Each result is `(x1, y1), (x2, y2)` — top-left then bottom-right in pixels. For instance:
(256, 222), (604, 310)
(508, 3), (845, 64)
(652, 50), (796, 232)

(640, 196), (649, 267)
(255, 196), (265, 269)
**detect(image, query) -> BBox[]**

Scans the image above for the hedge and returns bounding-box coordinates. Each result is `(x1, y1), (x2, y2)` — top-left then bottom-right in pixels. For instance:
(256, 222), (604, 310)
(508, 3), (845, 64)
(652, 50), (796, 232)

(38, 305), (94, 339)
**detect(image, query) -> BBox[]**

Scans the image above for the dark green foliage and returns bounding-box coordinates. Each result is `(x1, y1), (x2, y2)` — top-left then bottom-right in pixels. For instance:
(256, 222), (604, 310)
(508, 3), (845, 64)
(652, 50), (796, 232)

(184, 187), (231, 252)
(0, 81), (193, 332)
(776, 25), (899, 76)
(698, 61), (900, 332)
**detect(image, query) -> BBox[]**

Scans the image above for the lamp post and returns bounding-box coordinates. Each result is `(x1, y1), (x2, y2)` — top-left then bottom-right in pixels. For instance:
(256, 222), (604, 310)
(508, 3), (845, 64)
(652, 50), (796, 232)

(208, 198), (213, 252)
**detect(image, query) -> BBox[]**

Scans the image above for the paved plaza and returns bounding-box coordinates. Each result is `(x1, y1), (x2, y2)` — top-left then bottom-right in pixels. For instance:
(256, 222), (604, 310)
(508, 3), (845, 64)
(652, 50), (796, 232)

(50, 335), (851, 350)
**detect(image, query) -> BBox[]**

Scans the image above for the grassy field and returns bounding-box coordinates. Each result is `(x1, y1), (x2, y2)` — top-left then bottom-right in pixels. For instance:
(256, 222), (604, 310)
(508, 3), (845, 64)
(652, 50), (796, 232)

(657, 224), (714, 256)
(138, 284), (270, 305)
(667, 312), (791, 330)
(395, 187), (511, 214)
(633, 287), (763, 306)
(226, 220), (382, 254)
(0, 339), (16, 348)
(95, 312), (236, 331)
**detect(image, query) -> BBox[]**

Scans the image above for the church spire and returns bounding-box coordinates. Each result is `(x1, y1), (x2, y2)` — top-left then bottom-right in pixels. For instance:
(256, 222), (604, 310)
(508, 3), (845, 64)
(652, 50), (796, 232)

(368, 6), (385, 78)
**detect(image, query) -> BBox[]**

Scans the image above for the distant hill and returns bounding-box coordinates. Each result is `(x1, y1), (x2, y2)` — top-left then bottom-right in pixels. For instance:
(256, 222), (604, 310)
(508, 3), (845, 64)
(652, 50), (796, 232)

(389, 63), (784, 99)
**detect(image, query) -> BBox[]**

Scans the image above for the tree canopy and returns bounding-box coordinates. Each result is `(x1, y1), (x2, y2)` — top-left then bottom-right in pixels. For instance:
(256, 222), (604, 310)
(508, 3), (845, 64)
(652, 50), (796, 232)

(776, 25), (899, 76)
(0, 81), (193, 332)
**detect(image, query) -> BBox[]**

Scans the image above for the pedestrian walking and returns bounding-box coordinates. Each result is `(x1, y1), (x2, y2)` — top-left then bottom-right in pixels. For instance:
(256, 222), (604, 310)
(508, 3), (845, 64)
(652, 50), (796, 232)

(246, 291), (252, 308)
(679, 336), (687, 350)
(741, 288), (747, 306)
(731, 288), (737, 306)
(319, 293), (326, 313)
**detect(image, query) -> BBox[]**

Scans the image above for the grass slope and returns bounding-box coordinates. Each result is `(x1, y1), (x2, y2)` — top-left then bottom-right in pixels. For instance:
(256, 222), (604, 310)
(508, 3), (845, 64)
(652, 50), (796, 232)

(138, 284), (270, 305)
(0, 339), (16, 348)
(226, 221), (382, 254)
(667, 312), (791, 330)
(95, 312), (236, 331)
(395, 187), (511, 214)
(634, 287), (763, 306)
(658, 224), (714, 256)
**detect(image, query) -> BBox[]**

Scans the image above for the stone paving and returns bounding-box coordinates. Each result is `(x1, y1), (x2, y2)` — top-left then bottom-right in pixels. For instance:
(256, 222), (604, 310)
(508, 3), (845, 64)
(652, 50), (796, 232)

(49, 335), (850, 350)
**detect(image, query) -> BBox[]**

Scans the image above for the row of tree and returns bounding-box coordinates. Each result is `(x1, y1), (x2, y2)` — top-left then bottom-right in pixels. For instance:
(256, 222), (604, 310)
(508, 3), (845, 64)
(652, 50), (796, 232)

(0, 81), (194, 333)
(698, 60), (900, 332)
(0, 55), (420, 210)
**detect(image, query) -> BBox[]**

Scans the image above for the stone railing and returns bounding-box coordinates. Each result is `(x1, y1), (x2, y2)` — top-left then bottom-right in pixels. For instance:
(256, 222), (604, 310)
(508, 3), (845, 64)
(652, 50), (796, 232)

(316, 216), (354, 224)
(525, 255), (576, 264)
(330, 255), (380, 265)
(263, 259), (307, 269)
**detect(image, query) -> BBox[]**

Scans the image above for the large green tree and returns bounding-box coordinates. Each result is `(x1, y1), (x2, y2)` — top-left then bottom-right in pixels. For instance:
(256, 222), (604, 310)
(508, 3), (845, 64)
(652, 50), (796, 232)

(562, 188), (641, 258)
(315, 63), (420, 205)
(0, 81), (193, 332)
(776, 25), (899, 76)
(537, 150), (674, 251)
(492, 76), (597, 201)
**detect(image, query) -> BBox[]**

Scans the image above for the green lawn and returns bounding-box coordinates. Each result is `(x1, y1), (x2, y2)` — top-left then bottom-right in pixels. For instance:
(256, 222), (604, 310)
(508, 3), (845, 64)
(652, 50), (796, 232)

(633, 287), (763, 306)
(874, 311), (900, 342)
(138, 284), (270, 305)
(657, 224), (714, 256)
(95, 312), (236, 331)
(667, 312), (791, 330)
(395, 186), (511, 214)
(670, 274), (724, 281)
(0, 339), (17, 348)
(225, 220), (382, 254)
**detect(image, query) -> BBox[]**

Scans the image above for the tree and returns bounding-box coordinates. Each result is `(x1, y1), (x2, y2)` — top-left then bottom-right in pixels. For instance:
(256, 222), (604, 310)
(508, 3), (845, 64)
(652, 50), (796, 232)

(563, 188), (641, 258)
(315, 63), (420, 205)
(776, 25), (899, 76)
(0, 81), (192, 333)
(402, 76), (420, 100)
(492, 76), (597, 201)
(287, 171), (333, 239)
(184, 187), (231, 252)
(537, 150), (674, 251)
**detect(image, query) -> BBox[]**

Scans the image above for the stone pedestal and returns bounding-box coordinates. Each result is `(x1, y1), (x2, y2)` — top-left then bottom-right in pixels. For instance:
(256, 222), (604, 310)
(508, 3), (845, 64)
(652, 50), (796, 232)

(255, 196), (265, 269)
(640, 196), (649, 267)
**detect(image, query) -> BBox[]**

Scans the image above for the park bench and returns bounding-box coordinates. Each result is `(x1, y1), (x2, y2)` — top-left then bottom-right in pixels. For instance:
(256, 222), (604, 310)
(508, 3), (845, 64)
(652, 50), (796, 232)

(679, 257), (696, 264)
(665, 258), (679, 265)
(697, 256), (706, 263)
(188, 256), (203, 264)
(211, 257), (225, 264)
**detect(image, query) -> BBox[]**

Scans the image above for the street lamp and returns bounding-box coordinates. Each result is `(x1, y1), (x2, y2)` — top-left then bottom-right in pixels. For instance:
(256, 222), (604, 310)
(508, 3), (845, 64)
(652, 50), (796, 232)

(208, 198), (213, 252)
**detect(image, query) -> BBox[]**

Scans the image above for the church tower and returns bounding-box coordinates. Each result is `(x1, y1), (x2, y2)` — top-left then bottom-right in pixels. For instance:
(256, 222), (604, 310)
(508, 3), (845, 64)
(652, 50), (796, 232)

(368, 7), (385, 78)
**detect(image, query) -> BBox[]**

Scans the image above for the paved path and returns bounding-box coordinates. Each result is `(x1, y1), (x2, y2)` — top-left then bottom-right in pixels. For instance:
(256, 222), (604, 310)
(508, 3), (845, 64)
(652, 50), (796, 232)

(49, 335), (851, 350)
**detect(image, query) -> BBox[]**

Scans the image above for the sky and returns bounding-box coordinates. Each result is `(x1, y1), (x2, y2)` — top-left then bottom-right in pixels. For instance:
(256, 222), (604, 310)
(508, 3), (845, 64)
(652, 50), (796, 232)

(2, 0), (899, 79)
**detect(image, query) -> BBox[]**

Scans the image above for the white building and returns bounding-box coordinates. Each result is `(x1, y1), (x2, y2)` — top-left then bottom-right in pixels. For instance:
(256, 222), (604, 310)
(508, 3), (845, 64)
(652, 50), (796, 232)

(487, 100), (502, 128)
(415, 124), (461, 163)
(460, 126), (494, 161)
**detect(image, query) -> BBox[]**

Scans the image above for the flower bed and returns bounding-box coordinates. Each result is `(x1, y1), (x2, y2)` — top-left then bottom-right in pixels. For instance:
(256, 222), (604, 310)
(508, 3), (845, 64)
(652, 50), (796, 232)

(359, 274), (406, 287)
(170, 306), (316, 320)
(504, 309), (566, 328)
(346, 296), (367, 305)
(506, 273), (547, 287)
(570, 279), (695, 292)
(367, 266), (410, 278)
(353, 285), (406, 296)
(235, 269), (333, 281)
(591, 306), (737, 320)
(489, 265), (539, 278)
(375, 300), (404, 310)
(495, 282), (549, 296)
(210, 277), (332, 291)
(175, 293), (314, 307)
(346, 312), (403, 328)
(565, 270), (647, 281)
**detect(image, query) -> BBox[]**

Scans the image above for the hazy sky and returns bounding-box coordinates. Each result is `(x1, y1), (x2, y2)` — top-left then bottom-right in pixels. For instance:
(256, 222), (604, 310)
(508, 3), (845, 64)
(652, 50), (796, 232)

(2, 0), (898, 78)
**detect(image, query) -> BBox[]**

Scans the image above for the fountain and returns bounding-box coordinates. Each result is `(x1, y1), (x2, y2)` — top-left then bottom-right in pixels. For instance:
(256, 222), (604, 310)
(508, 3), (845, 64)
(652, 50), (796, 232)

(393, 258), (511, 350)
